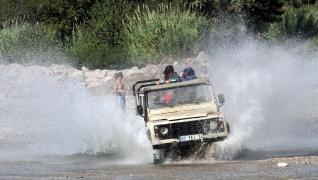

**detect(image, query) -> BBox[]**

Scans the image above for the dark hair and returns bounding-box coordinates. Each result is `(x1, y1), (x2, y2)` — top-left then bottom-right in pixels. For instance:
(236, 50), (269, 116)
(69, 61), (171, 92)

(163, 65), (174, 81)
(114, 72), (123, 79)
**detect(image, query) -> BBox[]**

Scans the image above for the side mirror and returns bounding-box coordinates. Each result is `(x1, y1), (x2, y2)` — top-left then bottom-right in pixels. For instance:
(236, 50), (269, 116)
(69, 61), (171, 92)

(218, 94), (225, 107)
(137, 105), (144, 116)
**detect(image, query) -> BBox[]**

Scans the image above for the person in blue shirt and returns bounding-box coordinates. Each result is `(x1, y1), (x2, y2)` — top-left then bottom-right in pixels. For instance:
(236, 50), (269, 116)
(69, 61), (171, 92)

(180, 66), (197, 81)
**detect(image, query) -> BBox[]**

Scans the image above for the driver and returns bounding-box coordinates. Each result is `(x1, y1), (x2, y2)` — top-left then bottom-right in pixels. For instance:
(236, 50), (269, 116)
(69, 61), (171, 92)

(149, 90), (174, 108)
(162, 91), (173, 105)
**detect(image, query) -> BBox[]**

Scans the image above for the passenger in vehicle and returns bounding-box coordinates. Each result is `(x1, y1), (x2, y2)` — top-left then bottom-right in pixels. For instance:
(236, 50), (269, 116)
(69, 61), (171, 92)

(162, 91), (174, 105)
(112, 72), (126, 111)
(148, 91), (174, 108)
(180, 66), (197, 81)
(157, 65), (180, 84)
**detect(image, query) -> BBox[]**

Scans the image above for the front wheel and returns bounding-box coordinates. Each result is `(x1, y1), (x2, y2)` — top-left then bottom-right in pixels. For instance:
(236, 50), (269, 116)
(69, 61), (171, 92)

(153, 149), (166, 164)
(226, 122), (230, 134)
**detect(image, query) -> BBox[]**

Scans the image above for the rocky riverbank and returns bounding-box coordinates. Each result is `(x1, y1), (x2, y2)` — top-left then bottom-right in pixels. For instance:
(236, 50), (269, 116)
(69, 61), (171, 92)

(1, 54), (210, 96)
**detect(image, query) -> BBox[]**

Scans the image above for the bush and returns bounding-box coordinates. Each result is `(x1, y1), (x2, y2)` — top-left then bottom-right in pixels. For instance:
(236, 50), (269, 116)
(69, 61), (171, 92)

(65, 0), (133, 69)
(33, 0), (96, 41)
(87, 0), (133, 47)
(124, 4), (212, 65)
(0, 23), (60, 63)
(65, 27), (129, 69)
(0, 0), (36, 26)
(265, 6), (318, 41)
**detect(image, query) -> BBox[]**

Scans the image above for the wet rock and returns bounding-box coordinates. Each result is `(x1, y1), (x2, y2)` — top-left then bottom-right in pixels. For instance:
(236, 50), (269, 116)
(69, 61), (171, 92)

(0, 58), (208, 95)
(68, 71), (84, 80)
(301, 160), (308, 165)
(84, 70), (106, 79)
(81, 66), (87, 71)
(86, 81), (104, 88)
(277, 162), (289, 167)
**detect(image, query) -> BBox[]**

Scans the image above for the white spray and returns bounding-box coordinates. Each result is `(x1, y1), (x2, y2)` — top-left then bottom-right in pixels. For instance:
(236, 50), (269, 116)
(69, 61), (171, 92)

(1, 39), (318, 163)
(205, 39), (318, 159)
(0, 64), (152, 163)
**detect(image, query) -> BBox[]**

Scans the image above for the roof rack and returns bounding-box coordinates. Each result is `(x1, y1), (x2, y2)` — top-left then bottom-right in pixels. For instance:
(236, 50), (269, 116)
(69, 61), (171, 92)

(133, 78), (210, 95)
(133, 79), (159, 96)
(140, 78), (209, 93)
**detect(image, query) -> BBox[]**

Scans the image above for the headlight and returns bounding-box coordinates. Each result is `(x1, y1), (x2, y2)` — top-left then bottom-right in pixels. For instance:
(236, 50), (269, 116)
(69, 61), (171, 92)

(154, 125), (159, 131)
(209, 120), (218, 131)
(159, 127), (169, 136)
(203, 124), (210, 134)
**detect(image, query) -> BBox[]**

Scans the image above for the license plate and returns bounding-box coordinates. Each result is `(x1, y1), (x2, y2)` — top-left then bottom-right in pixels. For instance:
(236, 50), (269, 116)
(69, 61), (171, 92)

(178, 134), (203, 142)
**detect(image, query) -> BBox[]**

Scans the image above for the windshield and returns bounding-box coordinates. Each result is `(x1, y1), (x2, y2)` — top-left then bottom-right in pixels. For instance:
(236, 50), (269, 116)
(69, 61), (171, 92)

(147, 84), (213, 109)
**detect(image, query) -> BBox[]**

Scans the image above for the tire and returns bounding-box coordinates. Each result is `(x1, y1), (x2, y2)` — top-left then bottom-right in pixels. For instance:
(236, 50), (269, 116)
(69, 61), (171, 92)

(146, 129), (151, 141)
(153, 158), (163, 164)
(153, 149), (165, 164)
(226, 122), (230, 134)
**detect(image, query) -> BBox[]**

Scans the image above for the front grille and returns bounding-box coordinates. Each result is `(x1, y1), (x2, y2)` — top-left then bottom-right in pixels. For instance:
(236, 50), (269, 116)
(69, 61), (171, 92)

(170, 120), (209, 138)
(157, 119), (223, 139)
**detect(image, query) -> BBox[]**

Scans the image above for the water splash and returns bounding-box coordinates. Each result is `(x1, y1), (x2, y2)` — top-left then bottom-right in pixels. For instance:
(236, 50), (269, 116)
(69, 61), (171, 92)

(205, 40), (318, 159)
(0, 64), (152, 163)
(1, 39), (318, 163)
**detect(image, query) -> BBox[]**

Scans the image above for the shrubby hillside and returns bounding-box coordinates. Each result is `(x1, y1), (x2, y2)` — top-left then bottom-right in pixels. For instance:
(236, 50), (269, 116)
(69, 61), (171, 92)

(1, 0), (318, 69)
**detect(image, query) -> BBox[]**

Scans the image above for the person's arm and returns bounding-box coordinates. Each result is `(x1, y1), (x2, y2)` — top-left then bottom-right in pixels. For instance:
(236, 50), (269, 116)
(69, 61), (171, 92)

(112, 81), (118, 93)
(156, 74), (165, 85)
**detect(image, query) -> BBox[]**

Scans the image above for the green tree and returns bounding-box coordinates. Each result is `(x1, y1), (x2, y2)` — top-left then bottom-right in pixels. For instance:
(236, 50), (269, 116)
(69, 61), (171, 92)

(265, 6), (318, 40)
(33, 0), (96, 41)
(87, 0), (133, 47)
(231, 0), (285, 32)
(66, 0), (133, 69)
(171, 0), (284, 33)
(284, 0), (317, 8)
(0, 0), (38, 27)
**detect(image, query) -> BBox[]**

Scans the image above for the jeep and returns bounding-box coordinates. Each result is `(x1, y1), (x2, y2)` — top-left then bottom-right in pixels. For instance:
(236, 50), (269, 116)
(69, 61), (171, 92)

(133, 78), (230, 163)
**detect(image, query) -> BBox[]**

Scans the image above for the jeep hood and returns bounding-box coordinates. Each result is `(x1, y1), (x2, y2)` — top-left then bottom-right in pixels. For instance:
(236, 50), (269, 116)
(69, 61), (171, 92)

(147, 102), (219, 121)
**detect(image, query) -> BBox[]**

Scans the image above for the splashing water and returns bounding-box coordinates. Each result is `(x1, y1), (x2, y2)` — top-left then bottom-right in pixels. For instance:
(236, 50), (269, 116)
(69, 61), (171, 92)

(0, 64), (152, 163)
(206, 40), (318, 159)
(1, 39), (318, 163)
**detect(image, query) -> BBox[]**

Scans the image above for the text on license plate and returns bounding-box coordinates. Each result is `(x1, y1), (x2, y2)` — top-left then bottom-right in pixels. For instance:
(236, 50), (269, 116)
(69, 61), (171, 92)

(178, 134), (203, 142)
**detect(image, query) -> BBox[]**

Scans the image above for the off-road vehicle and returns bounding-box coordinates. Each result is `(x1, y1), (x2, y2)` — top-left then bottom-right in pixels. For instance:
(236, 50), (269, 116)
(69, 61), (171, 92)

(133, 78), (230, 163)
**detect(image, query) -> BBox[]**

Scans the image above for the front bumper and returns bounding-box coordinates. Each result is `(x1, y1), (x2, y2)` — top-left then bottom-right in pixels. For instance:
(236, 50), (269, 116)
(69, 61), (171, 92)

(152, 131), (229, 149)
(153, 135), (227, 149)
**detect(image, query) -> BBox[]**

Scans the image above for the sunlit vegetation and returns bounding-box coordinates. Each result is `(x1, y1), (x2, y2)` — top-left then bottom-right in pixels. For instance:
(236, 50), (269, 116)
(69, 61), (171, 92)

(0, 0), (317, 69)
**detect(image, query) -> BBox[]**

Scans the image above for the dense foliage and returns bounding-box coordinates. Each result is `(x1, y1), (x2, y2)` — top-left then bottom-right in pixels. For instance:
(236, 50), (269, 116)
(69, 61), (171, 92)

(0, 0), (317, 69)
(125, 4), (211, 65)
(0, 23), (60, 62)
(66, 0), (133, 69)
(265, 6), (318, 40)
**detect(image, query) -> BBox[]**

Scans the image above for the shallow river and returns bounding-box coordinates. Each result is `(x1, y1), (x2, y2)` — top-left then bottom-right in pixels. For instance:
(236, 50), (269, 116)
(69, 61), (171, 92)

(1, 152), (318, 179)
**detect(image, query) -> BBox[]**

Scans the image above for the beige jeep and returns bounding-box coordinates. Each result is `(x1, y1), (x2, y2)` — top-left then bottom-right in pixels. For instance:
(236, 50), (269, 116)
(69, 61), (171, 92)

(133, 78), (230, 163)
